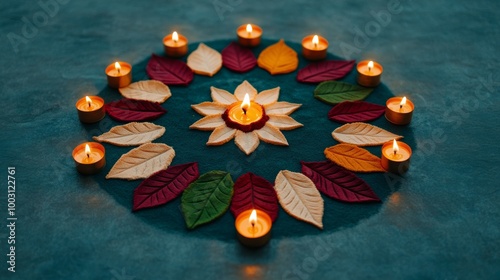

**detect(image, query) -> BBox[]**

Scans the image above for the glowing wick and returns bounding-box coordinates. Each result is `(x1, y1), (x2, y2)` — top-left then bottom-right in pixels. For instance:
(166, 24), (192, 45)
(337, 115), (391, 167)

(368, 61), (374, 73)
(172, 31), (179, 43)
(85, 96), (92, 108)
(85, 144), (91, 159)
(114, 62), (121, 75)
(400, 96), (407, 110)
(246, 24), (252, 36)
(392, 139), (399, 156)
(312, 35), (319, 48)
(241, 93), (250, 115)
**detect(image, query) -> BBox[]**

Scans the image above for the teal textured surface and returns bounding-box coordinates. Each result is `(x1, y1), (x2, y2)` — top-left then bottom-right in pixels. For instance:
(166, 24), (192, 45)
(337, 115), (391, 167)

(0, 0), (499, 279)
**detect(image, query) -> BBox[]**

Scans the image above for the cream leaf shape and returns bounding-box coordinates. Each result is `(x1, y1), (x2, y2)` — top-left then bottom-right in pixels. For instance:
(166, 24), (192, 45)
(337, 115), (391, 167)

(264, 101), (302, 116)
(191, 102), (227, 116)
(207, 125), (236, 145)
(267, 115), (303, 130)
(255, 123), (289, 145)
(332, 122), (403, 146)
(118, 80), (171, 103)
(234, 130), (260, 155)
(189, 115), (226, 131)
(187, 43), (222, 77)
(93, 122), (165, 146)
(254, 87), (280, 105)
(106, 143), (175, 180)
(274, 170), (324, 229)
(211, 86), (238, 105)
(234, 80), (258, 101)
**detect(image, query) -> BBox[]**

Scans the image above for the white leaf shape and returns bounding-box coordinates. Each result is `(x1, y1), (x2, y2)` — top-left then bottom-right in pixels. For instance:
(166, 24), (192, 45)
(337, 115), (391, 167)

(255, 123), (289, 145)
(211, 86), (238, 105)
(267, 115), (303, 130)
(191, 102), (228, 116)
(187, 43), (222, 77)
(234, 130), (259, 155)
(264, 101), (302, 116)
(119, 80), (171, 103)
(274, 170), (324, 229)
(93, 122), (165, 146)
(254, 87), (280, 105)
(189, 115), (225, 131)
(207, 125), (236, 145)
(234, 80), (258, 101)
(106, 143), (175, 180)
(332, 122), (403, 146)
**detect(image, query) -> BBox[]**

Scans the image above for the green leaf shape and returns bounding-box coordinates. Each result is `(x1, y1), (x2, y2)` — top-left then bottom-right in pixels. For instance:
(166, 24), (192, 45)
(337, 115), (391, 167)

(313, 81), (373, 105)
(181, 171), (234, 229)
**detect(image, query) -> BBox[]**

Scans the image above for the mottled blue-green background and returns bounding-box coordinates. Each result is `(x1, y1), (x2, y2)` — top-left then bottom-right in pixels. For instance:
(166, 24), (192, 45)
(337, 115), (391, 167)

(0, 0), (499, 279)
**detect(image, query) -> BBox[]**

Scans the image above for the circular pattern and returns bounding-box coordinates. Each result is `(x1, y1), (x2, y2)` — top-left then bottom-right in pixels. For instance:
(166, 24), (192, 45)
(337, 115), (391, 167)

(92, 39), (413, 240)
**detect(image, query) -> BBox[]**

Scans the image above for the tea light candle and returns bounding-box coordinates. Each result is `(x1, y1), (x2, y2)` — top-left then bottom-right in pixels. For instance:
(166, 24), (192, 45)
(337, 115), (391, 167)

(301, 34), (328, 60)
(163, 31), (188, 57)
(381, 139), (412, 174)
(105, 61), (132, 88)
(72, 142), (106, 175)
(227, 93), (263, 124)
(235, 209), (272, 247)
(237, 24), (262, 47)
(76, 96), (105, 123)
(357, 60), (383, 87)
(385, 96), (414, 125)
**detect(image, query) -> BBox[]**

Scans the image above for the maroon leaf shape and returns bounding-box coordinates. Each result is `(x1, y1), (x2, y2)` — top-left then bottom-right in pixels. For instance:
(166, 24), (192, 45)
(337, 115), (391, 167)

(297, 60), (355, 83)
(328, 101), (385, 123)
(106, 99), (166, 122)
(230, 172), (279, 221)
(133, 162), (200, 211)
(301, 161), (381, 203)
(221, 42), (257, 73)
(146, 54), (194, 86)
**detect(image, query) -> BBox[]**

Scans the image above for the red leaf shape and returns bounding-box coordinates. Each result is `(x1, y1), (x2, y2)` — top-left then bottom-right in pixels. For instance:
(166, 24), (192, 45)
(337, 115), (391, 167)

(328, 101), (385, 123)
(133, 162), (200, 211)
(301, 161), (381, 203)
(146, 54), (194, 86)
(296, 60), (355, 83)
(106, 99), (166, 122)
(230, 172), (279, 221)
(221, 42), (257, 73)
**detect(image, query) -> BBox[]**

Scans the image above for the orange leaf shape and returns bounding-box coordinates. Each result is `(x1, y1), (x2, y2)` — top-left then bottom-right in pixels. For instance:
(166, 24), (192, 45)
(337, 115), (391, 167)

(257, 39), (298, 75)
(324, 144), (386, 173)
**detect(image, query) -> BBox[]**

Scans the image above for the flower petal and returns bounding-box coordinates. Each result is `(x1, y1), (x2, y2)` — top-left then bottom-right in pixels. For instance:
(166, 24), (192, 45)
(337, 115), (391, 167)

(191, 102), (228, 116)
(234, 130), (260, 155)
(211, 86), (238, 105)
(264, 102), (302, 116)
(267, 115), (303, 130)
(254, 87), (280, 105)
(255, 123), (289, 146)
(207, 125), (236, 145)
(234, 80), (258, 101)
(189, 115), (225, 131)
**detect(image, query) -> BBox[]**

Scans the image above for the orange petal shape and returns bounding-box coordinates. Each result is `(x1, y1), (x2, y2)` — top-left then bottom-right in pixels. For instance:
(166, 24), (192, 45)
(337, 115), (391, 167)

(257, 39), (298, 75)
(324, 144), (386, 173)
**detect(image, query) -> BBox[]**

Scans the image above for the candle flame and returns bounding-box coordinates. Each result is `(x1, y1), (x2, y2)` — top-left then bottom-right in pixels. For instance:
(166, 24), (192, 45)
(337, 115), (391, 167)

(85, 96), (92, 107)
(368, 61), (374, 72)
(85, 144), (91, 158)
(172, 31), (179, 43)
(246, 24), (253, 34)
(249, 209), (257, 226)
(392, 139), (399, 155)
(114, 61), (121, 74)
(312, 35), (319, 48)
(400, 96), (407, 109)
(241, 93), (250, 114)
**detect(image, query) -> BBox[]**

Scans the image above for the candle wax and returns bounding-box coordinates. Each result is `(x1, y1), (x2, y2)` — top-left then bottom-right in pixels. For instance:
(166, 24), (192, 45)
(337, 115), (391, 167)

(358, 64), (382, 76)
(302, 40), (327, 51)
(73, 150), (104, 164)
(382, 145), (411, 162)
(107, 65), (131, 77)
(76, 98), (103, 112)
(387, 102), (413, 113)
(228, 102), (263, 124)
